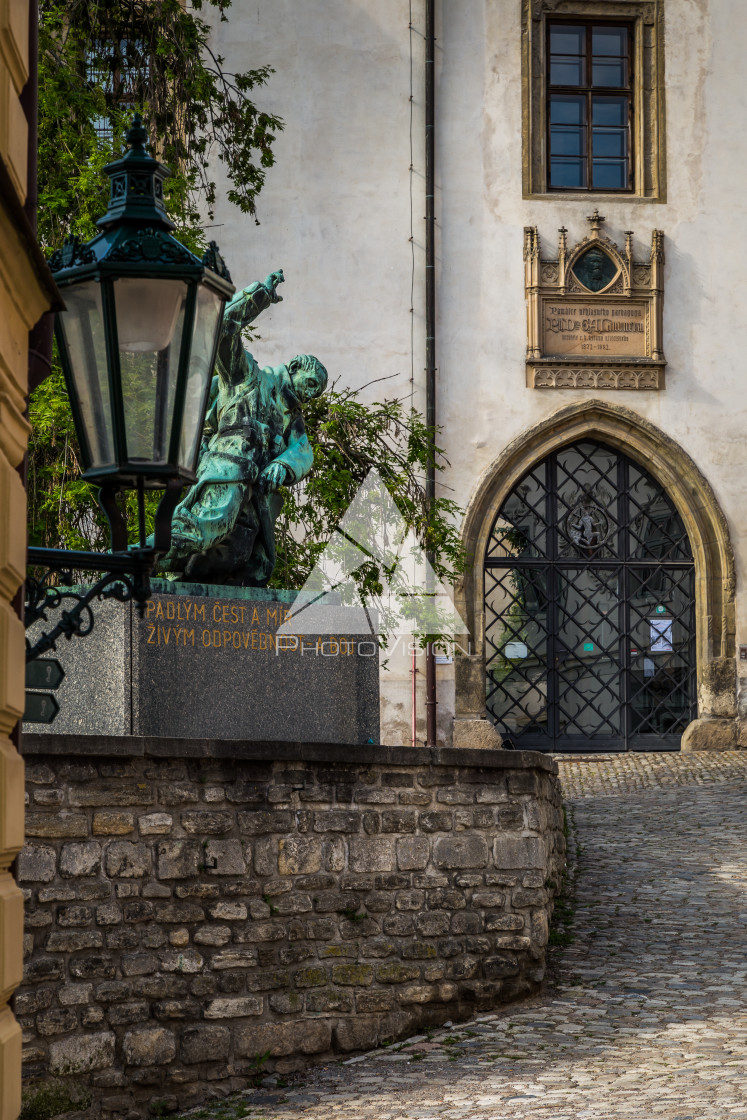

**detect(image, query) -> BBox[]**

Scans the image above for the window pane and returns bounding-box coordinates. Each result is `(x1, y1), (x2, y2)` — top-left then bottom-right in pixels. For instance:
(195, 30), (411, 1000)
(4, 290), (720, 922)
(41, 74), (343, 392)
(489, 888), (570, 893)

(592, 59), (627, 87)
(551, 127), (586, 156)
(550, 157), (587, 188)
(592, 26), (628, 57)
(593, 128), (627, 158)
(593, 96), (627, 126)
(592, 160), (627, 189)
(549, 24), (585, 85)
(550, 25), (585, 55)
(550, 58), (584, 85)
(550, 94), (586, 125)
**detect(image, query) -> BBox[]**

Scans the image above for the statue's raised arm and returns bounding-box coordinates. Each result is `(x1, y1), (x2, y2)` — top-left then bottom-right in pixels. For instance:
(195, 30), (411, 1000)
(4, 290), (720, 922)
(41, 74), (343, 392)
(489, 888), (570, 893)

(216, 270), (285, 386)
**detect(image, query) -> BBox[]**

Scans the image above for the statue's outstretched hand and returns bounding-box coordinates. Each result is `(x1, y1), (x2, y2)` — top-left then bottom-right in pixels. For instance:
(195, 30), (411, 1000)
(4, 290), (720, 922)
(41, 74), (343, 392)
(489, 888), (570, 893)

(259, 462), (287, 493)
(263, 270), (285, 303)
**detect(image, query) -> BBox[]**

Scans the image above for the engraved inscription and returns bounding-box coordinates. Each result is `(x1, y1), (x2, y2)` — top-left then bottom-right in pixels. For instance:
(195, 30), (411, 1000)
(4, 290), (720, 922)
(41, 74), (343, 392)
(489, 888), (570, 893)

(141, 598), (365, 657)
(542, 300), (648, 358)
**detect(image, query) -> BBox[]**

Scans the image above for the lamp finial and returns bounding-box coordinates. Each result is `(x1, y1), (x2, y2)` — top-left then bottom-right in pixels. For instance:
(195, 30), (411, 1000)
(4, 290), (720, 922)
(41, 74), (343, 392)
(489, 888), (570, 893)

(125, 113), (149, 155)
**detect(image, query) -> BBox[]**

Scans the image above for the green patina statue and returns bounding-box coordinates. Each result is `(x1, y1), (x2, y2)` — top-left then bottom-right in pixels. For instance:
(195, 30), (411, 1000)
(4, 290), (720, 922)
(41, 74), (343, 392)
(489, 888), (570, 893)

(159, 270), (328, 585)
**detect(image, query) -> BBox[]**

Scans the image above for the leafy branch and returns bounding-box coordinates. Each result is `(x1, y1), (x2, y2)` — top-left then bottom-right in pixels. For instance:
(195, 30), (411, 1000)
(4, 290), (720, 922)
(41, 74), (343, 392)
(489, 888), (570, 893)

(271, 382), (465, 603)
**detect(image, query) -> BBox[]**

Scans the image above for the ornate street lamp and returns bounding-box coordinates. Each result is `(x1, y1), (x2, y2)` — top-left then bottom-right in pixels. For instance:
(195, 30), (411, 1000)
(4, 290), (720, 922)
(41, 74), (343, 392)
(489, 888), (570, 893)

(26, 115), (235, 661)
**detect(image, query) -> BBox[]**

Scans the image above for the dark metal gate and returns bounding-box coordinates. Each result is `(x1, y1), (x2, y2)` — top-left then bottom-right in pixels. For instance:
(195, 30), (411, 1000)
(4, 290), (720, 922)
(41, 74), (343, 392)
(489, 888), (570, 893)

(484, 439), (696, 752)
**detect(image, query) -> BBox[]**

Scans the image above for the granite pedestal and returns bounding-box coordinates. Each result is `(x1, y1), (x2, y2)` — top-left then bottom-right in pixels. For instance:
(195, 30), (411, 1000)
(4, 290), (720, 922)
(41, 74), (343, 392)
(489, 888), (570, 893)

(25, 581), (380, 743)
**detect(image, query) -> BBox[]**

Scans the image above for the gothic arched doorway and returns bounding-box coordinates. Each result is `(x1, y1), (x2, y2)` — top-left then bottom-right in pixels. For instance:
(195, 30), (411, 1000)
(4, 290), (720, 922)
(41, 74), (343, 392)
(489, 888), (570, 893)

(484, 438), (696, 752)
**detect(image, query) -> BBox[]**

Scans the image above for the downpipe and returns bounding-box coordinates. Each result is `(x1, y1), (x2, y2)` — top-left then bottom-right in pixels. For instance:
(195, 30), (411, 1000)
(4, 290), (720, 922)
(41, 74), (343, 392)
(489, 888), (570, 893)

(424, 0), (437, 747)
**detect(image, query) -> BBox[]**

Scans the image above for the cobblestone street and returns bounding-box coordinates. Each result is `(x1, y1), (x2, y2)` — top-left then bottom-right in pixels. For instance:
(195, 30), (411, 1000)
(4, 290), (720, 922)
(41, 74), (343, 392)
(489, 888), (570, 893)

(189, 751), (747, 1120)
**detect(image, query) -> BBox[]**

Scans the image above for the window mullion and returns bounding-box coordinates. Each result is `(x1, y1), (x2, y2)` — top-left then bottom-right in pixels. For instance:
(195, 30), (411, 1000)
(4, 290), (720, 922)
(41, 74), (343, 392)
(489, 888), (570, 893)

(588, 22), (593, 190)
(629, 40), (635, 184)
(588, 90), (593, 189)
(628, 80), (633, 190)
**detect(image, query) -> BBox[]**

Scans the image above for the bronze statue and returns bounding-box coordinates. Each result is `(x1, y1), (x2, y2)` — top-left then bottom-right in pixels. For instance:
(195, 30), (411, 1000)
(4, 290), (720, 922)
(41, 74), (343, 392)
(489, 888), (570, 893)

(159, 271), (328, 585)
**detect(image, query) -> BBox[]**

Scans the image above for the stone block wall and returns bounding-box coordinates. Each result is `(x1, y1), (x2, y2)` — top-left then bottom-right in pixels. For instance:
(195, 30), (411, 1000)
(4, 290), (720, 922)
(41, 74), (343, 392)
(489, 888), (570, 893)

(17, 736), (564, 1117)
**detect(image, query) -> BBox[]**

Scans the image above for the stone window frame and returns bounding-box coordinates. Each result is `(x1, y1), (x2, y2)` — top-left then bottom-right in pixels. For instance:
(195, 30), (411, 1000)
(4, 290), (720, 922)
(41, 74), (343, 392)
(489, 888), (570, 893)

(522, 0), (666, 202)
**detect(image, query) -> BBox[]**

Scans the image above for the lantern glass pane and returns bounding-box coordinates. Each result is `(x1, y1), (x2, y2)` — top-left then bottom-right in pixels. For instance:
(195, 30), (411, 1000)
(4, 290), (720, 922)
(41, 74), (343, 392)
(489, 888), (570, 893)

(114, 278), (188, 465)
(56, 281), (115, 470)
(177, 285), (224, 472)
(114, 277), (185, 352)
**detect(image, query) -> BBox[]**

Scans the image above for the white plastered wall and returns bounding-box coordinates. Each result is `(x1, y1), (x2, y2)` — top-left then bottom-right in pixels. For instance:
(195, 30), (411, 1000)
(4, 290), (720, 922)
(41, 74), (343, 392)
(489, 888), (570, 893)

(207, 0), (747, 744)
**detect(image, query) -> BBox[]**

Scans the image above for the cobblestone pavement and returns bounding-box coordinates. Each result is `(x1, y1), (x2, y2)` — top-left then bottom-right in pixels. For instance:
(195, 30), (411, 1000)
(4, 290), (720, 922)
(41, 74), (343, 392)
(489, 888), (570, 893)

(189, 752), (747, 1120)
(555, 749), (747, 800)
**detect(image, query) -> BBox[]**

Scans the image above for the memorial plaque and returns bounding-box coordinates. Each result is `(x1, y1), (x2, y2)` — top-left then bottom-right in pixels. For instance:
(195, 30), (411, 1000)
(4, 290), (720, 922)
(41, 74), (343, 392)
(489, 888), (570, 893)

(524, 210), (665, 390)
(25, 582), (380, 745)
(542, 300), (648, 359)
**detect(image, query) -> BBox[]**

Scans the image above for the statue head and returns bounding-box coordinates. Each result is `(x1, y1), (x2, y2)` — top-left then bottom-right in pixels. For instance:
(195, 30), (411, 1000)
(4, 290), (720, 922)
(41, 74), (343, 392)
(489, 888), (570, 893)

(288, 354), (328, 402)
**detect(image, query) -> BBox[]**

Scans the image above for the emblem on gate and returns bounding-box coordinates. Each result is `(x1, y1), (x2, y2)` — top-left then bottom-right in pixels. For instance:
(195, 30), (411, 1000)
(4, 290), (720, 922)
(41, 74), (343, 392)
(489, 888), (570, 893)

(564, 495), (612, 549)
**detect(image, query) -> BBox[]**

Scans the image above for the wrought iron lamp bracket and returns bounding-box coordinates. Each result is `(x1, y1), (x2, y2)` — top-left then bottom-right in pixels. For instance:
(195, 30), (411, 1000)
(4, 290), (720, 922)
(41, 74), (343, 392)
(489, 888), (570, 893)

(25, 481), (184, 662)
(25, 554), (151, 663)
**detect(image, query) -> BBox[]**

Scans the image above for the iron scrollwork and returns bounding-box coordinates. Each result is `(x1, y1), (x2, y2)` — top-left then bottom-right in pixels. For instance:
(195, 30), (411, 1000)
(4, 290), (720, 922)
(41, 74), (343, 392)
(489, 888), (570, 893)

(25, 559), (151, 663)
(107, 226), (195, 266)
(48, 234), (96, 271)
(25, 481), (183, 662)
(202, 240), (232, 282)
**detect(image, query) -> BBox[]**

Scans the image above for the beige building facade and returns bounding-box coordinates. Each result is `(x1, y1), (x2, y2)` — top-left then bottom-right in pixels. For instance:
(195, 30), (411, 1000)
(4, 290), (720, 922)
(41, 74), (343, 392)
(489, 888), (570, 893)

(0, 2), (56, 1116)
(206, 0), (746, 753)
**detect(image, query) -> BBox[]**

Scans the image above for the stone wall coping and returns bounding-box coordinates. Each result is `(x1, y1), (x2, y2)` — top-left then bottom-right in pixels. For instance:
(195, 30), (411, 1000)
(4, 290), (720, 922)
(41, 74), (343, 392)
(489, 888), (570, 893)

(21, 733), (558, 774)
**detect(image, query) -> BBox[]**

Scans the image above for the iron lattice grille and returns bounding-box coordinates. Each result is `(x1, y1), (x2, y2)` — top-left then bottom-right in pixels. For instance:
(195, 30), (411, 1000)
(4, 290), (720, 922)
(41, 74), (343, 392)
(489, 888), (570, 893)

(485, 440), (695, 752)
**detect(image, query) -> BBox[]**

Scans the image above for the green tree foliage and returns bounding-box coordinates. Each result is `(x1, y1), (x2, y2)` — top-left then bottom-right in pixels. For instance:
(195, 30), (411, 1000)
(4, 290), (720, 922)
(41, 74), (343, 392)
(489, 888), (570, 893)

(31, 0), (282, 549)
(37, 0), (281, 250)
(31, 1), (464, 619)
(272, 382), (464, 601)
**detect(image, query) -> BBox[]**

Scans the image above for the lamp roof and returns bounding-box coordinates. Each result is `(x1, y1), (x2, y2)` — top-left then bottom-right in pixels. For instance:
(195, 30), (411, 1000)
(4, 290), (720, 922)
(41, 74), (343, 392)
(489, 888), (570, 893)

(48, 117), (233, 297)
(97, 113), (175, 232)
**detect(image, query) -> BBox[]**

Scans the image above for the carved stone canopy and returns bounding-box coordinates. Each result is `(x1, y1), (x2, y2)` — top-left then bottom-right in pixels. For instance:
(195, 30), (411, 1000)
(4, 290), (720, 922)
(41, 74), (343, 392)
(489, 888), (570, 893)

(524, 211), (665, 390)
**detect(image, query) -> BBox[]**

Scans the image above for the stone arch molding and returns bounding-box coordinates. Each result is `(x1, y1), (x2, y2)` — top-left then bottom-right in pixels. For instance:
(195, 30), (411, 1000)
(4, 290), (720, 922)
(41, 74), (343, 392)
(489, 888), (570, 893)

(454, 399), (738, 751)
